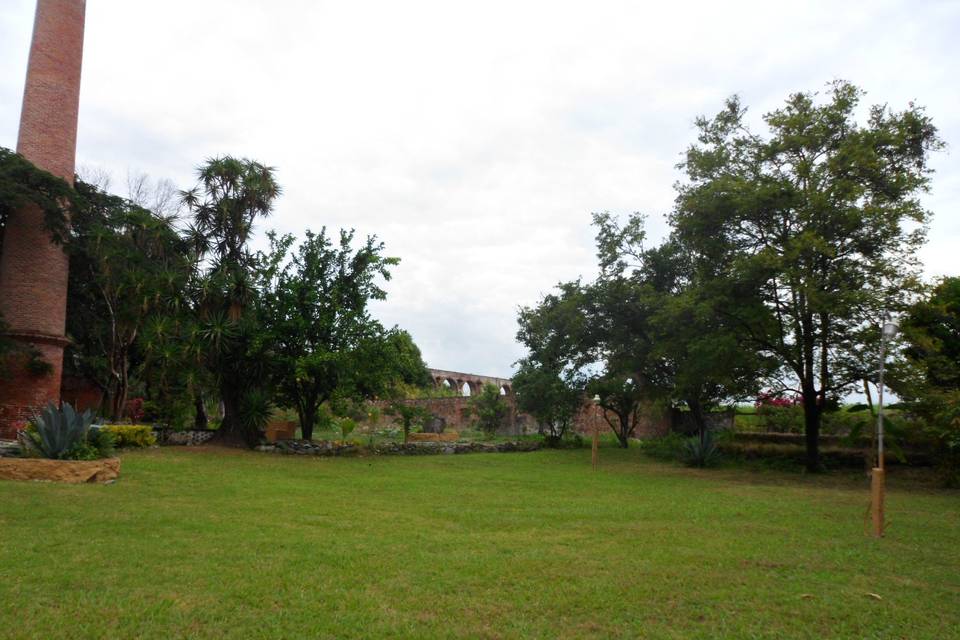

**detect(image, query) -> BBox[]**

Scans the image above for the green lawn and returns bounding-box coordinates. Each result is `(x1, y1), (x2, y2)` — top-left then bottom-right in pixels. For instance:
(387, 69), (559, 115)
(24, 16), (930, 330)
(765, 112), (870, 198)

(2, 447), (958, 639)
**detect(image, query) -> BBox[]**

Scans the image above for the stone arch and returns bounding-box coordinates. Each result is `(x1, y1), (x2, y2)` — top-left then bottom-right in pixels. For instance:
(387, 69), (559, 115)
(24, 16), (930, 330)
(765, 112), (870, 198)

(427, 369), (514, 400)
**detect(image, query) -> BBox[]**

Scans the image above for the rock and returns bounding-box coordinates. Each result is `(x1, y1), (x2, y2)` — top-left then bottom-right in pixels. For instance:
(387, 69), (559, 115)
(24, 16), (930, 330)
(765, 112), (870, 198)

(0, 441), (21, 458)
(423, 416), (446, 434)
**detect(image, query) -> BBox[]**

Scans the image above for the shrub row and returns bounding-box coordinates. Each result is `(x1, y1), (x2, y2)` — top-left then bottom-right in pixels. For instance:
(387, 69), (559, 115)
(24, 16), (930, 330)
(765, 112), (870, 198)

(100, 424), (156, 448)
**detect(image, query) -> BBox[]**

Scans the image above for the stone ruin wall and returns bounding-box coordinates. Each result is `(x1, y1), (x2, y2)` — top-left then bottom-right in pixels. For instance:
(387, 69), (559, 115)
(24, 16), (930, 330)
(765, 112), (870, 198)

(374, 395), (671, 439)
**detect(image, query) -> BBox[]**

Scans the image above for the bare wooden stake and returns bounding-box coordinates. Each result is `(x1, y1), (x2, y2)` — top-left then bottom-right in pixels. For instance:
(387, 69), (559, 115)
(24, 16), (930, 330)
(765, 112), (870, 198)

(871, 467), (885, 537)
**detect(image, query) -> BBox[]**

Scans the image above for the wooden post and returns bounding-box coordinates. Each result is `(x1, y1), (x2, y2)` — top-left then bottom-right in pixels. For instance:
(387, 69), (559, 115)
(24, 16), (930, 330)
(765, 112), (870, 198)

(871, 467), (885, 537)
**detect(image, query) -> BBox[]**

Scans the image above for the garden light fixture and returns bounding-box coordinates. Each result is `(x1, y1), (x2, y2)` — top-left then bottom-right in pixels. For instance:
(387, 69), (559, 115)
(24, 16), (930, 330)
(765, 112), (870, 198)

(872, 312), (899, 537)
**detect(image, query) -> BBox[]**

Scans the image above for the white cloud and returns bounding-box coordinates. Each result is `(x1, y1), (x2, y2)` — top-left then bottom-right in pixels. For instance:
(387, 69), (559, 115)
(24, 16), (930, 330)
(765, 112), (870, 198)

(2, 0), (957, 377)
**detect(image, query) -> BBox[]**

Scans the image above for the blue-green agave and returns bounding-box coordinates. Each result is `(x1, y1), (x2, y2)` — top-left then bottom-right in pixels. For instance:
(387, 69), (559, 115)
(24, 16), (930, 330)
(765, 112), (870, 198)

(22, 402), (94, 459)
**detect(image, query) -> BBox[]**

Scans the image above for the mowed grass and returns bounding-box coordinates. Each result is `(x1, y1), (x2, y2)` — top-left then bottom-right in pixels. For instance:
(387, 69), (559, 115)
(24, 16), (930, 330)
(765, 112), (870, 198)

(1, 447), (958, 639)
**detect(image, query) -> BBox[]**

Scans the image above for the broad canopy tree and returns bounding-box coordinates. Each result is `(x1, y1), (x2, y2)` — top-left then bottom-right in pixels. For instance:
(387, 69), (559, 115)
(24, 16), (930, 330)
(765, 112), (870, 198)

(257, 228), (429, 440)
(66, 180), (190, 421)
(893, 277), (960, 481)
(512, 360), (583, 442)
(515, 237), (669, 448)
(670, 81), (942, 470)
(517, 213), (764, 448)
(516, 82), (938, 463)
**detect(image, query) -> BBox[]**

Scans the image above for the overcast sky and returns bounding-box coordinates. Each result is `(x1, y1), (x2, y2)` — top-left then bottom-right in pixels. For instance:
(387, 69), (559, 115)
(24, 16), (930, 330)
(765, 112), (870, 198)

(1, 0), (957, 378)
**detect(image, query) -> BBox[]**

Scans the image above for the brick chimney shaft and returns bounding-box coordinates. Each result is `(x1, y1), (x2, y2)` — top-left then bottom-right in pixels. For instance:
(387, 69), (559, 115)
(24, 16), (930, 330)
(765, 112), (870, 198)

(0, 0), (86, 436)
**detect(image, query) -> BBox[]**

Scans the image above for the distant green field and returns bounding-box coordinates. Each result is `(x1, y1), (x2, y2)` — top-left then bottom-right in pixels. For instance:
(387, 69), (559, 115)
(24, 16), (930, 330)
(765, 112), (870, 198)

(2, 447), (957, 639)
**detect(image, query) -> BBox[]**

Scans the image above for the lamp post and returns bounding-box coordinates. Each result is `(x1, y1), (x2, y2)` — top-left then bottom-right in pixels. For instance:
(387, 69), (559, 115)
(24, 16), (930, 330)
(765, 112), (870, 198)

(592, 394), (601, 471)
(872, 313), (899, 537)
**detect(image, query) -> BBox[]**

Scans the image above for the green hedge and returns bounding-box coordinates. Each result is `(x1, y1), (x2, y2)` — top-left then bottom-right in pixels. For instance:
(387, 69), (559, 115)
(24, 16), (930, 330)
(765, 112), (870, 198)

(101, 424), (157, 448)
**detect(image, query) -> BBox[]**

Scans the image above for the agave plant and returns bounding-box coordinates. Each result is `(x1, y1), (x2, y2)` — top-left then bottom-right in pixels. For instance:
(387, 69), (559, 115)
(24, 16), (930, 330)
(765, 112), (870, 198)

(682, 430), (721, 468)
(21, 402), (94, 459)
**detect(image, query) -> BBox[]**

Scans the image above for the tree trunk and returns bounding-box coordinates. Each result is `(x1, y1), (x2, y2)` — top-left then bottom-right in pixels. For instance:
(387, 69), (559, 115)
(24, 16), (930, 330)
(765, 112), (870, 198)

(688, 398), (706, 445)
(802, 390), (822, 472)
(300, 405), (316, 441)
(616, 413), (630, 448)
(194, 393), (208, 430)
(110, 357), (129, 422)
(216, 384), (246, 445)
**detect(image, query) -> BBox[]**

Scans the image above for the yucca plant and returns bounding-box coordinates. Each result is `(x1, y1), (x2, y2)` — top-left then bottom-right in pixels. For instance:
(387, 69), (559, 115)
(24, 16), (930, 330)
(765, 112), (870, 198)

(338, 417), (357, 441)
(21, 402), (94, 459)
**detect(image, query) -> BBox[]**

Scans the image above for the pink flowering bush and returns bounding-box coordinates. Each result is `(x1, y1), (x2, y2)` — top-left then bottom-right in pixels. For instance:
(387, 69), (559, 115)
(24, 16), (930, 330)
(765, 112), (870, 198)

(755, 391), (803, 433)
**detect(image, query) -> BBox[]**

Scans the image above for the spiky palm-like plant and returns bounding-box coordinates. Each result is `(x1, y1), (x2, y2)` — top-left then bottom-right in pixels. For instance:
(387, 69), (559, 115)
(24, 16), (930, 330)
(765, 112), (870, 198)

(22, 402), (94, 459)
(682, 430), (720, 468)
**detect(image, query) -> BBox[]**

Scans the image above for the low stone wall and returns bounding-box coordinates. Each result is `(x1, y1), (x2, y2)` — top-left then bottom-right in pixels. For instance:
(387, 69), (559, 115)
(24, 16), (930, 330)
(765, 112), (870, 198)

(0, 441), (21, 458)
(374, 441), (541, 456)
(153, 428), (216, 446)
(0, 457), (121, 483)
(258, 439), (541, 457)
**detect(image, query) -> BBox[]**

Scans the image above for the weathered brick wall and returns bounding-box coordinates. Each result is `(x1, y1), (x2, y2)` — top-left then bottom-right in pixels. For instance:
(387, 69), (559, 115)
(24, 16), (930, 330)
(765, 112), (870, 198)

(374, 396), (670, 439)
(571, 401), (671, 439)
(60, 375), (104, 414)
(374, 397), (530, 435)
(0, 0), (86, 438)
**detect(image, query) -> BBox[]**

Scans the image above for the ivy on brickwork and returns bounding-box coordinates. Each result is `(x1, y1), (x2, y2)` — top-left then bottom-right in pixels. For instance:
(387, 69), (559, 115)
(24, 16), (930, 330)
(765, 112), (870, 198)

(0, 146), (76, 252)
(0, 146), (77, 378)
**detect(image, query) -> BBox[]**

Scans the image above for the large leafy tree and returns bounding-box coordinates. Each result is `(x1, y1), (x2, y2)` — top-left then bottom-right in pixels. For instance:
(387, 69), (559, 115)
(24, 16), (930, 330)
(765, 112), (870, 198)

(670, 81), (942, 470)
(512, 360), (583, 442)
(257, 228), (428, 440)
(894, 277), (960, 484)
(515, 275), (590, 442)
(593, 212), (769, 442)
(515, 222), (669, 448)
(180, 157), (281, 443)
(65, 180), (190, 420)
(626, 235), (772, 439)
(468, 384), (510, 436)
(584, 275), (669, 448)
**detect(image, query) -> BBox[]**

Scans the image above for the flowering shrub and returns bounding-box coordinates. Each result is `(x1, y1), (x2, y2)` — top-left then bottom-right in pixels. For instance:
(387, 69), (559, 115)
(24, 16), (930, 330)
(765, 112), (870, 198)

(101, 424), (156, 448)
(755, 391), (803, 433)
(755, 391), (800, 409)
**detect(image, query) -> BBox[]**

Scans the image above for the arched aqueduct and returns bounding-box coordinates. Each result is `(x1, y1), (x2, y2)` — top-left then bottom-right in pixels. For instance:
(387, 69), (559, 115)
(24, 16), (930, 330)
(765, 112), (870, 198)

(428, 368), (512, 397)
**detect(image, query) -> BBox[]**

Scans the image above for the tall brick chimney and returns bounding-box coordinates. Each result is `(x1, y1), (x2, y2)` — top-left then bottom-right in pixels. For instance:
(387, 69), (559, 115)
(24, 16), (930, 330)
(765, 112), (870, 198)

(0, 0), (86, 437)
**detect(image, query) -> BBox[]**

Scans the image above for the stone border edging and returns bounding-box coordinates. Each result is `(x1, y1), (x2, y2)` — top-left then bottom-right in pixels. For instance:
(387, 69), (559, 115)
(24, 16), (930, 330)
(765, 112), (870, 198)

(257, 440), (542, 456)
(0, 457), (121, 483)
(152, 428), (216, 446)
